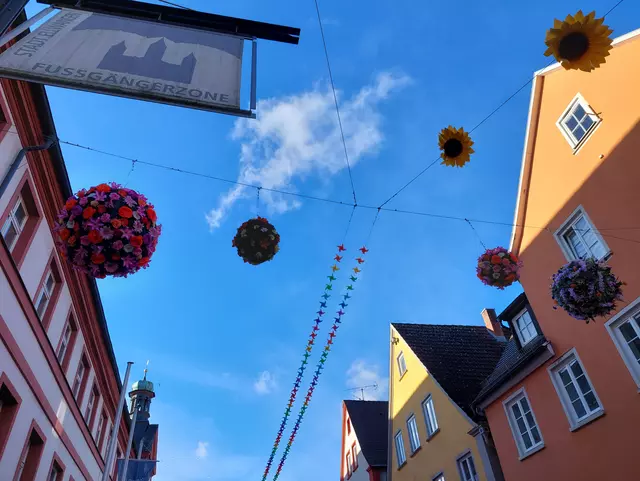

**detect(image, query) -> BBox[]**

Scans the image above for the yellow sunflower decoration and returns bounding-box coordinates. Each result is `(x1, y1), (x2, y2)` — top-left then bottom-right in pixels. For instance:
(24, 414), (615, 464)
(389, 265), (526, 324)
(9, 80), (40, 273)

(544, 10), (613, 72)
(438, 126), (474, 167)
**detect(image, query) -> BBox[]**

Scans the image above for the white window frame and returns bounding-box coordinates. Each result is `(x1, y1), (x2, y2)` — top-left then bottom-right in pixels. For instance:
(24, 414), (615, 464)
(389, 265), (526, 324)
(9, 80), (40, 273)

(513, 309), (537, 346)
(406, 414), (420, 453)
(48, 462), (61, 481)
(554, 205), (610, 262)
(1, 195), (28, 251)
(72, 358), (86, 399)
(456, 451), (478, 481)
(346, 451), (352, 477)
(394, 430), (406, 468)
(85, 385), (97, 420)
(95, 412), (106, 443)
(57, 321), (73, 363)
(548, 348), (604, 431)
(503, 388), (544, 459)
(351, 443), (357, 471)
(35, 268), (56, 320)
(556, 93), (601, 150)
(605, 296), (640, 388)
(421, 394), (439, 438)
(397, 351), (407, 378)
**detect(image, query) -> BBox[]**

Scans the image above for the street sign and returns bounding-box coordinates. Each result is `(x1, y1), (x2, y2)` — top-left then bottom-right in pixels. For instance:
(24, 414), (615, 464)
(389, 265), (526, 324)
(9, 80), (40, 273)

(0, 8), (252, 116)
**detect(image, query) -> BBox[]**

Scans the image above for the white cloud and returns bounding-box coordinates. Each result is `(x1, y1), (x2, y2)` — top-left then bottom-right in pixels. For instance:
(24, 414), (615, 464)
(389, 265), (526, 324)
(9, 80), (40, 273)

(253, 370), (276, 395)
(346, 360), (388, 401)
(205, 71), (411, 229)
(152, 401), (263, 481)
(195, 441), (209, 459)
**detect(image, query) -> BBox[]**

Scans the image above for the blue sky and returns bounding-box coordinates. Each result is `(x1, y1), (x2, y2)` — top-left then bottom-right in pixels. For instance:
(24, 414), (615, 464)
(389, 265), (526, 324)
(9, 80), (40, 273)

(24, 0), (639, 479)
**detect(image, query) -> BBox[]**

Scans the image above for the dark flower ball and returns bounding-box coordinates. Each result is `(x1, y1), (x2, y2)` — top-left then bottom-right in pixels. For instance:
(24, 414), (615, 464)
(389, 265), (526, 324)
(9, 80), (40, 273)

(476, 247), (522, 290)
(551, 258), (623, 322)
(54, 183), (161, 278)
(232, 217), (280, 265)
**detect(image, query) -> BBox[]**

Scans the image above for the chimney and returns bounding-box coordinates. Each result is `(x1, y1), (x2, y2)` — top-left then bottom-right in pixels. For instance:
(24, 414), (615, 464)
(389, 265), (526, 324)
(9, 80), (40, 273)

(481, 308), (504, 338)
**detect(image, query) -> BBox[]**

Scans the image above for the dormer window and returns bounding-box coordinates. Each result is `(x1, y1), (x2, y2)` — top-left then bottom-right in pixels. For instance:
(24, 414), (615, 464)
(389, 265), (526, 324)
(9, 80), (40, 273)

(514, 309), (537, 346)
(498, 293), (542, 349)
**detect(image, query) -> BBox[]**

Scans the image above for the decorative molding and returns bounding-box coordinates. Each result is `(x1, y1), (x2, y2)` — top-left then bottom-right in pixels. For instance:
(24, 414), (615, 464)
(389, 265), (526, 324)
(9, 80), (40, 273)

(0, 78), (130, 451)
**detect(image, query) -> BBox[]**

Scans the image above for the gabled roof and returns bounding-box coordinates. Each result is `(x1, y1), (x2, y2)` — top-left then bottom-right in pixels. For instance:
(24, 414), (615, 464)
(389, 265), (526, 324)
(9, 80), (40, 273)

(392, 323), (506, 418)
(344, 400), (388, 468)
(509, 27), (640, 254)
(474, 335), (548, 406)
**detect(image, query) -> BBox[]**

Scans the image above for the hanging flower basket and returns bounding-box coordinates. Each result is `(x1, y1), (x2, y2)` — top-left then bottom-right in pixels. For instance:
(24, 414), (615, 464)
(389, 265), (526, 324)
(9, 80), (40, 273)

(54, 183), (161, 278)
(476, 247), (522, 289)
(438, 126), (474, 167)
(544, 10), (613, 72)
(551, 258), (623, 322)
(232, 217), (280, 265)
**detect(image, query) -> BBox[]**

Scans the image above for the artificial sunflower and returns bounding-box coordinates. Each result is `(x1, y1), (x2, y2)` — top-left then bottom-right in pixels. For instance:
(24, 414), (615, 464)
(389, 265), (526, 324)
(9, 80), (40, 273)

(544, 10), (613, 72)
(438, 126), (474, 167)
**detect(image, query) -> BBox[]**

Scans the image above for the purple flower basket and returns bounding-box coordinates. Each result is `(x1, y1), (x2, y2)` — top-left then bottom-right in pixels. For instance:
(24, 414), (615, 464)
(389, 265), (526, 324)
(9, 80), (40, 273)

(550, 258), (623, 322)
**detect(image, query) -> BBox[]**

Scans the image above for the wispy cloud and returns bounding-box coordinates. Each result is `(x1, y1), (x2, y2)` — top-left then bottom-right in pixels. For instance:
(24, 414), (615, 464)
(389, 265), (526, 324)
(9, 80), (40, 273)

(153, 401), (263, 481)
(195, 441), (209, 459)
(253, 370), (276, 395)
(205, 71), (411, 230)
(346, 360), (388, 401)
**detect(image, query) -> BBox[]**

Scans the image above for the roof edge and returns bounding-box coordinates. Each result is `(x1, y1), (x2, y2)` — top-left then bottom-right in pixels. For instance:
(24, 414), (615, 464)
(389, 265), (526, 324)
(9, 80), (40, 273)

(391, 326), (479, 426)
(509, 26), (640, 254)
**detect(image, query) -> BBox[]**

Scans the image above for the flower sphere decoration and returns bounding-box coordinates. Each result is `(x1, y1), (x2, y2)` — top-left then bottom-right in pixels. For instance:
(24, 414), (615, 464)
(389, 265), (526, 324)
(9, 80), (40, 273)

(544, 10), (613, 72)
(54, 183), (161, 278)
(551, 258), (623, 323)
(232, 217), (280, 265)
(476, 247), (522, 289)
(438, 126), (474, 167)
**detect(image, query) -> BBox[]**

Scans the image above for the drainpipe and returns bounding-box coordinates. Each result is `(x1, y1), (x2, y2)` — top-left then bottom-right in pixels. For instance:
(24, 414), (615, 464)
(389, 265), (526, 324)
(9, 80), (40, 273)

(0, 136), (57, 198)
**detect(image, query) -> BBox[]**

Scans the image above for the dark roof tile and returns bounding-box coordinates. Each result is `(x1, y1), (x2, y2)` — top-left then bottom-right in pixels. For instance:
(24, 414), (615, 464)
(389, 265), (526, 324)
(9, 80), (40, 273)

(392, 323), (506, 418)
(475, 335), (548, 404)
(344, 400), (388, 468)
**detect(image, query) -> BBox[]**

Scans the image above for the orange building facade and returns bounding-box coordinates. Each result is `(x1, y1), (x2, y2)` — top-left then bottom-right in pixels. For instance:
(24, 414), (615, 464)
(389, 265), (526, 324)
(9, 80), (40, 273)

(474, 28), (640, 481)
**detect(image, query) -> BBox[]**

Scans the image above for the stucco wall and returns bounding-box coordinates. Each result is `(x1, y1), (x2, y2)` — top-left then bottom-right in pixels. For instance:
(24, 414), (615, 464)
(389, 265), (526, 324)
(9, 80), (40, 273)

(389, 327), (487, 481)
(342, 410), (370, 481)
(0, 79), (127, 479)
(488, 32), (640, 481)
(0, 270), (103, 480)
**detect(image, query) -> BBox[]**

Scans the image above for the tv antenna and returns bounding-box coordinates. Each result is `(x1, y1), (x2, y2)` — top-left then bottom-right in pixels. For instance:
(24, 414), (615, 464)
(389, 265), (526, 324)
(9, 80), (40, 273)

(345, 383), (378, 400)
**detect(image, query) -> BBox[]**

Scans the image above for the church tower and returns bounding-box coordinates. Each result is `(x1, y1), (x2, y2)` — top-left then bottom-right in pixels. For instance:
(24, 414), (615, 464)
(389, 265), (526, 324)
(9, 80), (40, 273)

(129, 367), (155, 421)
(128, 365), (159, 462)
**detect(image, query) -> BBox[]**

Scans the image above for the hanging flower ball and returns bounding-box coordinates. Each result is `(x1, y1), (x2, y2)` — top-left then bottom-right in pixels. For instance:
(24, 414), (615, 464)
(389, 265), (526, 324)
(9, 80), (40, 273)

(544, 10), (613, 72)
(438, 126), (474, 167)
(551, 258), (623, 323)
(476, 247), (522, 289)
(232, 217), (280, 265)
(54, 183), (161, 278)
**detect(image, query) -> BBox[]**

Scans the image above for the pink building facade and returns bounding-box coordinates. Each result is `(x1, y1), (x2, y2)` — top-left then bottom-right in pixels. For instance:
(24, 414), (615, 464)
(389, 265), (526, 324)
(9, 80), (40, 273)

(0, 49), (133, 481)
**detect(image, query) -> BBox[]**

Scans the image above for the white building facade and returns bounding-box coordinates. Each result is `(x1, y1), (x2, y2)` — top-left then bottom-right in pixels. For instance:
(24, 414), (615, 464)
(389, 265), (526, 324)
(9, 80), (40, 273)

(0, 55), (131, 481)
(340, 401), (388, 481)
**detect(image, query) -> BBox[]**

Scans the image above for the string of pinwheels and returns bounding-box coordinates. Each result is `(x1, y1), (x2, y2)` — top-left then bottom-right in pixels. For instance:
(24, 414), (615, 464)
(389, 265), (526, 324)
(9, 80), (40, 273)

(254, 7), (627, 480)
(43, 6), (629, 479)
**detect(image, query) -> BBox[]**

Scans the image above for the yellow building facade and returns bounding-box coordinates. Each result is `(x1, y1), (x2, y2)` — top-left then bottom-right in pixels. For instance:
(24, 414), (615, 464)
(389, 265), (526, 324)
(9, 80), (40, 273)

(388, 323), (506, 481)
